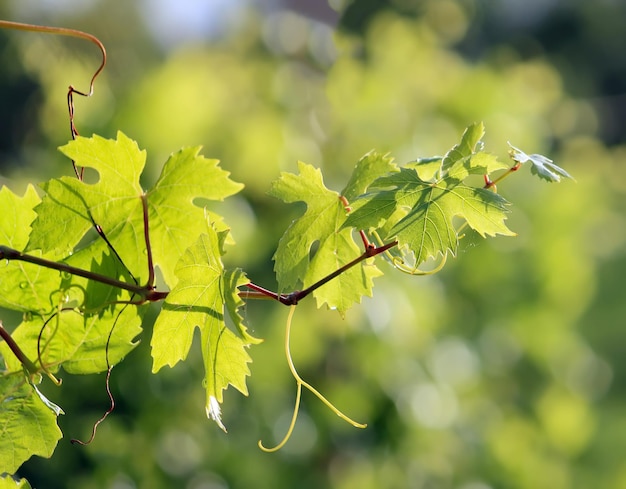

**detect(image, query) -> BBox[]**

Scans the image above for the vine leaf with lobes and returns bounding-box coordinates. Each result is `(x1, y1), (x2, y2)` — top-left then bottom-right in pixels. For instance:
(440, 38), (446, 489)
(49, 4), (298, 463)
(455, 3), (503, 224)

(269, 152), (397, 315)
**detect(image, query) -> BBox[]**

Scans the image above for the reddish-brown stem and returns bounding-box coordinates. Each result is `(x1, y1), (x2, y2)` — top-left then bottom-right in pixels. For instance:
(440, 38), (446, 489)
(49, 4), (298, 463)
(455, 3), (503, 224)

(71, 365), (115, 446)
(141, 194), (156, 289)
(244, 282), (281, 301)
(339, 195), (352, 212)
(0, 245), (158, 300)
(359, 230), (373, 249)
(244, 240), (398, 306)
(290, 240), (397, 304)
(0, 322), (39, 374)
(484, 162), (522, 189)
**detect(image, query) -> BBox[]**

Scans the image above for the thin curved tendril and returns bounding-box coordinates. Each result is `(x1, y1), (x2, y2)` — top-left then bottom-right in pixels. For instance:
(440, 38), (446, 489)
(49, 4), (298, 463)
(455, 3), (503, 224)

(258, 306), (365, 453)
(0, 20), (107, 179)
(70, 365), (114, 446)
(37, 287), (89, 385)
(371, 230), (447, 275)
(37, 310), (64, 386)
(71, 300), (132, 446)
(392, 254), (448, 276)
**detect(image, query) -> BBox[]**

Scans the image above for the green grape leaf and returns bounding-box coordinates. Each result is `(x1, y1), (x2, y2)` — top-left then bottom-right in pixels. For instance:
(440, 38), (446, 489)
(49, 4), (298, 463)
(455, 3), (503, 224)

(223, 268), (262, 345)
(305, 227), (383, 314)
(342, 151), (399, 201)
(409, 122), (510, 182)
(28, 132), (146, 261)
(0, 185), (39, 249)
(441, 121), (488, 172)
(346, 123), (515, 266)
(0, 374), (62, 475)
(146, 146), (243, 287)
(1, 305), (143, 376)
(0, 186), (63, 314)
(28, 133), (242, 286)
(151, 229), (259, 431)
(269, 162), (337, 291)
(0, 245), (144, 376)
(269, 153), (394, 313)
(53, 243), (144, 374)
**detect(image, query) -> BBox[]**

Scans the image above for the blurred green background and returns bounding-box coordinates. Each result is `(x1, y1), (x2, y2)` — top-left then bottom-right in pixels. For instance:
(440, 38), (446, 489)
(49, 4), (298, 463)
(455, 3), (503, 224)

(1, 0), (625, 488)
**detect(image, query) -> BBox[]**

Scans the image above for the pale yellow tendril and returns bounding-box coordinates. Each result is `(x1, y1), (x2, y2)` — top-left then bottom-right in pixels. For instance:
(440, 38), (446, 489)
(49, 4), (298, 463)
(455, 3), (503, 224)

(37, 301), (66, 386)
(258, 305), (366, 452)
(371, 230), (448, 275)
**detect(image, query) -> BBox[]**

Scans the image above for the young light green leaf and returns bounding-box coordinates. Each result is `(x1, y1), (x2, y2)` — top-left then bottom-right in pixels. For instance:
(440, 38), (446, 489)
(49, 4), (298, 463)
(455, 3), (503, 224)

(0, 374), (62, 475)
(28, 132), (146, 262)
(0, 245), (144, 376)
(58, 245), (144, 374)
(151, 230), (259, 430)
(0, 185), (39, 249)
(151, 229), (226, 371)
(434, 122), (509, 180)
(304, 227), (383, 313)
(0, 303), (144, 376)
(508, 143), (575, 182)
(342, 151), (398, 201)
(223, 268), (262, 345)
(410, 157), (442, 181)
(441, 121), (486, 172)
(269, 162), (340, 292)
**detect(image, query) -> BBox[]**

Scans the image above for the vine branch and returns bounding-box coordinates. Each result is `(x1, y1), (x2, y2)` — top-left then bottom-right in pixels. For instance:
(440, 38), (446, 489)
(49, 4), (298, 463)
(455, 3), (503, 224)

(0, 321), (38, 375)
(242, 240), (398, 306)
(0, 245), (166, 302)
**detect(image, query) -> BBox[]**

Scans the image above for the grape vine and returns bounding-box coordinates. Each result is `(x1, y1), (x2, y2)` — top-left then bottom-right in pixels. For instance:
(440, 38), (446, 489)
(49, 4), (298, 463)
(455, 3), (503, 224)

(0, 20), (573, 482)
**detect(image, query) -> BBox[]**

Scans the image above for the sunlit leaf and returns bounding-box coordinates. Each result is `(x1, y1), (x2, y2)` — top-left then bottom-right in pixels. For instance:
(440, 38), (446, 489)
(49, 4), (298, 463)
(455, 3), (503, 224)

(28, 132), (146, 262)
(147, 146), (243, 286)
(0, 186), (62, 314)
(28, 133), (242, 285)
(269, 152), (394, 313)
(0, 374), (62, 475)
(151, 229), (259, 430)
(0, 474), (32, 489)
